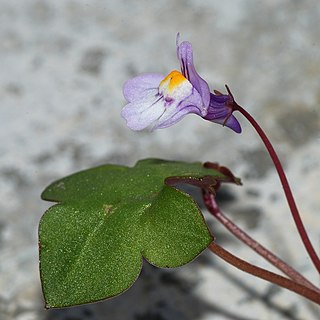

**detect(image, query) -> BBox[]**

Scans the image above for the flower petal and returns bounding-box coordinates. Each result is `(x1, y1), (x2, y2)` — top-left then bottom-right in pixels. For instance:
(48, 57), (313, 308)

(204, 93), (242, 133)
(208, 114), (241, 133)
(123, 73), (164, 102)
(154, 88), (204, 129)
(155, 105), (200, 129)
(224, 115), (242, 133)
(121, 89), (165, 130)
(177, 41), (210, 111)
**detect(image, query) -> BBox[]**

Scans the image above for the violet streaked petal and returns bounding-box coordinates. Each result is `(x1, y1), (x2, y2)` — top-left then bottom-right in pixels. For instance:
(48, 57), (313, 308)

(205, 108), (230, 120)
(123, 73), (164, 102)
(204, 94), (230, 120)
(154, 88), (203, 129)
(121, 89), (165, 131)
(204, 93), (242, 133)
(177, 41), (210, 111)
(216, 115), (242, 133)
(155, 105), (200, 129)
(205, 112), (241, 133)
(209, 93), (230, 104)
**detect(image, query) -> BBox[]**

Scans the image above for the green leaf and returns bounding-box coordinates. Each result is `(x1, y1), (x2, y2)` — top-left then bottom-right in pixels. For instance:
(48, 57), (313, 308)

(39, 158), (238, 308)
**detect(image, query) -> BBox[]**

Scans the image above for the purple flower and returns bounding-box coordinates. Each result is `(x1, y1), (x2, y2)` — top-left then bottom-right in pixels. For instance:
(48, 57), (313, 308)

(121, 37), (241, 133)
(204, 92), (241, 133)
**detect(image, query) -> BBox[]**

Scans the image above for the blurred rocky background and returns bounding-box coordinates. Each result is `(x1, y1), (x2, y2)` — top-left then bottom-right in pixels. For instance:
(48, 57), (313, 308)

(0, 0), (319, 319)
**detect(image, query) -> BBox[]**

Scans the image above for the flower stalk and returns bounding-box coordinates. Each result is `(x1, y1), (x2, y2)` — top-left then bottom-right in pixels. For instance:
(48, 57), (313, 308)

(203, 190), (320, 293)
(225, 85), (320, 273)
(208, 242), (320, 305)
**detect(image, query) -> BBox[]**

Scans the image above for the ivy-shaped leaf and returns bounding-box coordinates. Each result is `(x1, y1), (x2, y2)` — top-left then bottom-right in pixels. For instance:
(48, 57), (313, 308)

(39, 158), (239, 308)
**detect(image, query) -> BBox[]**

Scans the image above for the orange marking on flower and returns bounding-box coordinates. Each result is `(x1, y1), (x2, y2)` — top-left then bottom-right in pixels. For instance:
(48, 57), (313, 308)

(159, 70), (188, 93)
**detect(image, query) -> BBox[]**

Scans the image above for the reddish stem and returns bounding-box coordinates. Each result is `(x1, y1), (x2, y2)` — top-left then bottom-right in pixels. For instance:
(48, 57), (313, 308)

(208, 242), (320, 305)
(203, 191), (320, 293)
(226, 91), (320, 273)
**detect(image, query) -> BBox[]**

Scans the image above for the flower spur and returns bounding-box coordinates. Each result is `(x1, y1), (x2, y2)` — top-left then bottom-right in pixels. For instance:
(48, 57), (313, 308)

(121, 37), (241, 133)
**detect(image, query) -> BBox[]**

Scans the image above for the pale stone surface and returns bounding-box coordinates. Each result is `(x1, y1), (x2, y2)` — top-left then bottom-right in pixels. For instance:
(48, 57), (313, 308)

(0, 1), (319, 319)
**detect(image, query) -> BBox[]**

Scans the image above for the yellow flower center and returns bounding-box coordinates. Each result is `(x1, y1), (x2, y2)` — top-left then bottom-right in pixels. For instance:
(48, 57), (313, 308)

(158, 70), (192, 104)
